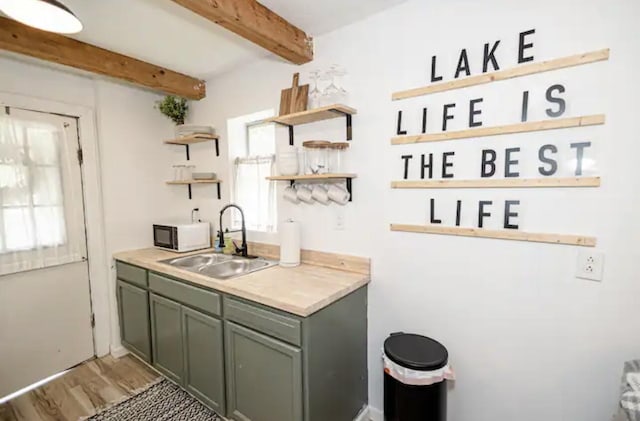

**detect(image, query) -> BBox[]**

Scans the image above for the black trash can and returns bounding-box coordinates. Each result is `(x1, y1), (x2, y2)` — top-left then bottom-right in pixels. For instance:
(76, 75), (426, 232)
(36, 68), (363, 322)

(383, 332), (450, 421)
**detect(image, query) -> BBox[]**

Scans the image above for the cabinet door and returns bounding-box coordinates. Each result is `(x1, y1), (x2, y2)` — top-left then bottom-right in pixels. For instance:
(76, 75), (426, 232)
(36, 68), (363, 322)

(182, 307), (225, 413)
(225, 321), (302, 421)
(150, 293), (184, 384)
(116, 280), (151, 362)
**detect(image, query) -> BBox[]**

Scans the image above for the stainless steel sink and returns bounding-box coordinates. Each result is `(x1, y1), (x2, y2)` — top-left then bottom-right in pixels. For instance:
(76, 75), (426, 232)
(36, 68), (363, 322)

(162, 252), (232, 269)
(159, 252), (277, 280)
(197, 259), (274, 280)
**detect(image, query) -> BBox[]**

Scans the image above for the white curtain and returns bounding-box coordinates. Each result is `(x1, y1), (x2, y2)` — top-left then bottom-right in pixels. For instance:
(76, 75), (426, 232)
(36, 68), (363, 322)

(0, 109), (86, 275)
(232, 155), (277, 232)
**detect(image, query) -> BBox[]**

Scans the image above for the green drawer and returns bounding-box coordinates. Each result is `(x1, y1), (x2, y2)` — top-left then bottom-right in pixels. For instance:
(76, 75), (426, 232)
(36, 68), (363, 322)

(116, 261), (147, 288)
(223, 297), (301, 346)
(148, 272), (221, 317)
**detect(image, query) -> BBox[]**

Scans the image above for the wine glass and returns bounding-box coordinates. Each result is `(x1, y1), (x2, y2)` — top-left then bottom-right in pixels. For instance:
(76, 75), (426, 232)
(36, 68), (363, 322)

(331, 64), (348, 96)
(308, 70), (322, 109)
(321, 65), (347, 105)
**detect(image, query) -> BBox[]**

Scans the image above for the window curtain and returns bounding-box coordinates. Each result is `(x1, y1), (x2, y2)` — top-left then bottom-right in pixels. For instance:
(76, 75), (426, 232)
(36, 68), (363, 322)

(232, 155), (276, 232)
(0, 110), (86, 275)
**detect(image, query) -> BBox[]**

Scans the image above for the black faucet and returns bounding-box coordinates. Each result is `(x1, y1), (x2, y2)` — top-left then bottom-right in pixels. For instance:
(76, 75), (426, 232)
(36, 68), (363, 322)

(218, 204), (248, 257)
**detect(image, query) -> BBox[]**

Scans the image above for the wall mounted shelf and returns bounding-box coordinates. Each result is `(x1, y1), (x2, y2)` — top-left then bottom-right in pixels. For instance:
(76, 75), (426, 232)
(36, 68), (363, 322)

(266, 104), (357, 145)
(166, 179), (221, 200)
(267, 173), (356, 201)
(164, 134), (219, 160)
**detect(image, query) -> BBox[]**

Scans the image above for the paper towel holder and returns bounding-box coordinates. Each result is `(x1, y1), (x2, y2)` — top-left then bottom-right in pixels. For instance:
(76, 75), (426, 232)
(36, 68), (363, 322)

(279, 218), (301, 268)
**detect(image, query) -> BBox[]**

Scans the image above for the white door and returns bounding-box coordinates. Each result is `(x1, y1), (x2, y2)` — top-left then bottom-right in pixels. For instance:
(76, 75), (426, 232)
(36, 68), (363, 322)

(0, 108), (94, 398)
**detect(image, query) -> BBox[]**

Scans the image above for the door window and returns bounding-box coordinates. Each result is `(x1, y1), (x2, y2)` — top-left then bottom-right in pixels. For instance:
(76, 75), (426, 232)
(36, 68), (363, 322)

(0, 108), (86, 275)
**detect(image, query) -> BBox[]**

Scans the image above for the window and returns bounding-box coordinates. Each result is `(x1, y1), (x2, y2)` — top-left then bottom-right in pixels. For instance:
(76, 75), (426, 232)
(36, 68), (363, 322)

(227, 111), (277, 232)
(0, 108), (86, 275)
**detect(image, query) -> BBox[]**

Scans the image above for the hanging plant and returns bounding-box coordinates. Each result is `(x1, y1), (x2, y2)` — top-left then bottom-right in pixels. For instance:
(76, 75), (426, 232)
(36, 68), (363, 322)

(156, 95), (188, 125)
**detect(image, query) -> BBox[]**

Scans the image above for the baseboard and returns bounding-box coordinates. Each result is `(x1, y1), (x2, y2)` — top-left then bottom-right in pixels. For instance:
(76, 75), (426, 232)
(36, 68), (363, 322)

(368, 406), (384, 421)
(110, 345), (129, 358)
(353, 406), (370, 421)
(353, 405), (383, 421)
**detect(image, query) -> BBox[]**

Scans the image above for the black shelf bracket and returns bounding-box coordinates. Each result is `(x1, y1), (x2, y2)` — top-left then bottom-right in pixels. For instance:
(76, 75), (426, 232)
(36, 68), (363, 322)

(288, 125), (294, 146)
(183, 182), (221, 200)
(328, 109), (353, 141)
(182, 139), (219, 161)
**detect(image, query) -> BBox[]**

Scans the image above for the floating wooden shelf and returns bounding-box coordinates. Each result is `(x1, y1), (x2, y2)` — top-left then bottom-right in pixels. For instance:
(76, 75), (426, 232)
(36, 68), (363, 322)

(268, 105), (356, 126)
(267, 173), (356, 181)
(267, 173), (356, 201)
(164, 134), (218, 145)
(166, 179), (221, 185)
(166, 179), (221, 200)
(266, 104), (357, 145)
(164, 134), (220, 159)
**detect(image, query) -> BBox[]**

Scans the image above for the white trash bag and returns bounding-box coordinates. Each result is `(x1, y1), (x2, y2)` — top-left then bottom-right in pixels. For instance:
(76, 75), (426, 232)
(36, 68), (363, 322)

(618, 360), (640, 421)
(383, 353), (455, 386)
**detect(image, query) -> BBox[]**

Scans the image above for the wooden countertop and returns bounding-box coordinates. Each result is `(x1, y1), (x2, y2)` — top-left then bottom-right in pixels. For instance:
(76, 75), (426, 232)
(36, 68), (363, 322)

(113, 248), (370, 317)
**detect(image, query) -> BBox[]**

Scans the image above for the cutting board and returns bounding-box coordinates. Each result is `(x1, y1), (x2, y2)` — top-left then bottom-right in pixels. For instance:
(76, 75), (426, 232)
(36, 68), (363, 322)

(279, 73), (309, 116)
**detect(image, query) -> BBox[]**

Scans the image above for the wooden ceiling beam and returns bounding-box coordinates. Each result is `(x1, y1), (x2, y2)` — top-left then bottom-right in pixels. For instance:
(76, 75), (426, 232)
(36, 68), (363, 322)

(171, 0), (313, 65)
(0, 17), (206, 100)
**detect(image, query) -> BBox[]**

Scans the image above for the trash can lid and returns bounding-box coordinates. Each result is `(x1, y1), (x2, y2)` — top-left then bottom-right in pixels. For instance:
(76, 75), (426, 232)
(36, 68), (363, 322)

(384, 333), (448, 371)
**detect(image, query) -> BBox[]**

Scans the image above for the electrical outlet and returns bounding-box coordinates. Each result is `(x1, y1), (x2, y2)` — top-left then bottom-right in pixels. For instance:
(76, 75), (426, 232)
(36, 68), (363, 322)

(575, 251), (604, 281)
(334, 209), (345, 231)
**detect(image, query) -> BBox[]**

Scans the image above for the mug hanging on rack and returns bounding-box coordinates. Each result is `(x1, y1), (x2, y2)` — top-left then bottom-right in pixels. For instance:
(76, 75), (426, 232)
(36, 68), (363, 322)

(328, 183), (350, 205)
(296, 184), (314, 204)
(283, 184), (300, 203)
(311, 184), (330, 205)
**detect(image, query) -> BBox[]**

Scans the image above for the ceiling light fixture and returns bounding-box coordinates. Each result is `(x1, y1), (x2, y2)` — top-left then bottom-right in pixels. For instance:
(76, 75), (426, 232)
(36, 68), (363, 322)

(0, 0), (83, 34)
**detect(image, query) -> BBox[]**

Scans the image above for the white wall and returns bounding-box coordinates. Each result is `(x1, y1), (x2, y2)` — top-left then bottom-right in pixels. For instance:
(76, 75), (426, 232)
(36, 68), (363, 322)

(192, 0), (640, 420)
(0, 56), (200, 353)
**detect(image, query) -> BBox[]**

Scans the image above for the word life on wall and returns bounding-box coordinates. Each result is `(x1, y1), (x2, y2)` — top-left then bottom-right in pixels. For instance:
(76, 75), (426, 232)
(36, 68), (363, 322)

(390, 29), (609, 247)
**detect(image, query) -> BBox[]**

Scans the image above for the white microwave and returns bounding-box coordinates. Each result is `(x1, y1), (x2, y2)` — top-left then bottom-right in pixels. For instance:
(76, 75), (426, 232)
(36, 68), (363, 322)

(153, 222), (211, 253)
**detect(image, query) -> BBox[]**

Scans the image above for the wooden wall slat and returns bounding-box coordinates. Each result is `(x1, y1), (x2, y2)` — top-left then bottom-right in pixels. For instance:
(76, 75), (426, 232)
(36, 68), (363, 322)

(392, 49), (610, 100)
(391, 115), (605, 145)
(390, 224), (596, 247)
(391, 177), (601, 189)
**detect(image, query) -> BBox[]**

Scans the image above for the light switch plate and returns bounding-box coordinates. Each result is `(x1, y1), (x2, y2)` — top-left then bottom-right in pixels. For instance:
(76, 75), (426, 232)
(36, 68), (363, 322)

(575, 250), (604, 281)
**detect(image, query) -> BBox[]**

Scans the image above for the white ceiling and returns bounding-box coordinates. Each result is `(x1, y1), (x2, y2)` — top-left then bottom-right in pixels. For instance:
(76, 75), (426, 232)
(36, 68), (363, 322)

(52, 0), (406, 79)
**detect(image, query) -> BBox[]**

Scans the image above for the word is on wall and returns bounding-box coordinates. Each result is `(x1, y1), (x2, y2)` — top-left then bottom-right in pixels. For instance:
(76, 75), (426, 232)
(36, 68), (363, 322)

(389, 29), (609, 247)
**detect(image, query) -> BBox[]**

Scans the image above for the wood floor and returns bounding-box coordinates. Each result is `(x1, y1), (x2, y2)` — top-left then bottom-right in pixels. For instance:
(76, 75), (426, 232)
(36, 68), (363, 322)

(0, 354), (161, 421)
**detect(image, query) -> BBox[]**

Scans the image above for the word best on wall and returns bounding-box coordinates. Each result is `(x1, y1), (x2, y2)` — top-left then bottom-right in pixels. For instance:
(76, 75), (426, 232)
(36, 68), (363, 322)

(389, 29), (610, 247)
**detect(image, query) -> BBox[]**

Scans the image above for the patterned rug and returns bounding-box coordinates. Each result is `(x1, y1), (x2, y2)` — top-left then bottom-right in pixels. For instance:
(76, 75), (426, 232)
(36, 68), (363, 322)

(86, 379), (224, 421)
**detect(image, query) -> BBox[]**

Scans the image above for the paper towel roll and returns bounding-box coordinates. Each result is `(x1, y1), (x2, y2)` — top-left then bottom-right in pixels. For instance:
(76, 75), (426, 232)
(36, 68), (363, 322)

(279, 219), (300, 267)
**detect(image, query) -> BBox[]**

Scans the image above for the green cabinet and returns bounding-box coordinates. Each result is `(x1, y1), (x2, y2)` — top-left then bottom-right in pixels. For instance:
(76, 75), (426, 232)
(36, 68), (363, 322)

(148, 291), (226, 413)
(150, 293), (184, 383)
(182, 306), (226, 414)
(225, 321), (302, 421)
(116, 279), (151, 362)
(116, 260), (368, 421)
